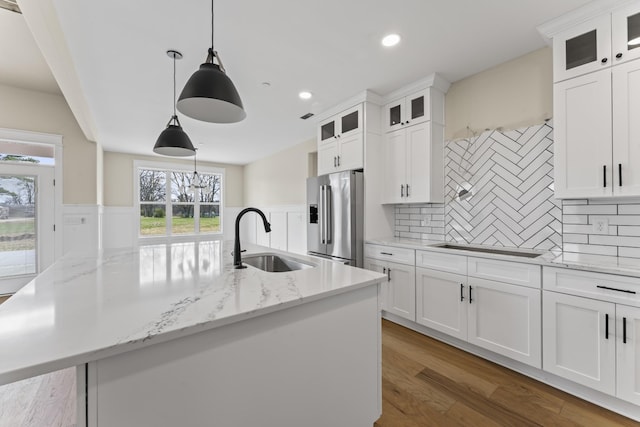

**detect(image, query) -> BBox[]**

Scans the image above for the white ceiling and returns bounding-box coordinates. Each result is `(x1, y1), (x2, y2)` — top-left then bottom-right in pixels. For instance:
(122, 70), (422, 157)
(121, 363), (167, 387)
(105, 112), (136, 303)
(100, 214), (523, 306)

(15, 0), (593, 165)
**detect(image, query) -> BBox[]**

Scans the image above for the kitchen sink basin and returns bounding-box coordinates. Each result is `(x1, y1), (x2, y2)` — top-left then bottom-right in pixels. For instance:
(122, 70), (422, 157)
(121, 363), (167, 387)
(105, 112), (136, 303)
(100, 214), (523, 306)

(242, 254), (315, 272)
(433, 244), (542, 258)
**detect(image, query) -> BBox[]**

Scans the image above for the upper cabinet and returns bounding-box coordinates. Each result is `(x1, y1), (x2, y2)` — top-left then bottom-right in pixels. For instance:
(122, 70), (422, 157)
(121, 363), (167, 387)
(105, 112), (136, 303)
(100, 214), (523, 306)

(553, 2), (640, 83)
(541, 0), (640, 198)
(381, 76), (448, 204)
(317, 104), (364, 176)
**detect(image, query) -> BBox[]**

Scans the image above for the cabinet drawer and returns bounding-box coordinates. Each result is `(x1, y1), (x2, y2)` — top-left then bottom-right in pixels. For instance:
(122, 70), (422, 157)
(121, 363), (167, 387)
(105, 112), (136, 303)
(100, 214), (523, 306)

(415, 250), (466, 275)
(468, 257), (541, 289)
(364, 244), (414, 265)
(544, 266), (640, 305)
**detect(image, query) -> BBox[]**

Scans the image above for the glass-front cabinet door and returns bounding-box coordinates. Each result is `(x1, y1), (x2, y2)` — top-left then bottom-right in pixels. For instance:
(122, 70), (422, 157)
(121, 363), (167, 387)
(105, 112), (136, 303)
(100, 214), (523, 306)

(337, 104), (362, 139)
(405, 89), (430, 128)
(553, 14), (611, 82)
(318, 118), (336, 144)
(384, 99), (404, 132)
(613, 2), (640, 65)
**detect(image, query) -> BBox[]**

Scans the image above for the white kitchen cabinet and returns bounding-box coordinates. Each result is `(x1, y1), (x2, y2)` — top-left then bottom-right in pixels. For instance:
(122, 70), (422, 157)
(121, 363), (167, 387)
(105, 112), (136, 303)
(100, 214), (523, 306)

(552, 3), (640, 83)
(317, 104), (363, 175)
(382, 122), (444, 204)
(553, 68), (612, 198)
(467, 276), (541, 368)
(365, 258), (389, 311)
(616, 304), (640, 405)
(383, 88), (432, 133)
(612, 58), (640, 196)
(552, 14), (611, 83)
(416, 267), (467, 341)
(364, 244), (416, 322)
(415, 250), (541, 368)
(543, 291), (616, 395)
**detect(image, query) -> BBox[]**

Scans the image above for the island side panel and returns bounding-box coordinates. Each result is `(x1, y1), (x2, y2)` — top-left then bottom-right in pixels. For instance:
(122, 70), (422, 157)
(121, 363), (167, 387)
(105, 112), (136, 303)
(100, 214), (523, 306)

(87, 285), (381, 427)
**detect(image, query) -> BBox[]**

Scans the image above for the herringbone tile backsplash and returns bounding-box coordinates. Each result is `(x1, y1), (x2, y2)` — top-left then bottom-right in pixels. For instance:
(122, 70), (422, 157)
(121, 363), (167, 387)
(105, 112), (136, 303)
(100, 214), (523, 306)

(394, 121), (640, 258)
(395, 121), (563, 251)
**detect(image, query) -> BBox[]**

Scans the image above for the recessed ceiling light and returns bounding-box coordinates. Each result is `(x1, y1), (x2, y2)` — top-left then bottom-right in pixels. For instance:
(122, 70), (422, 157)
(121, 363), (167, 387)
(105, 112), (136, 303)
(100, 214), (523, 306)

(382, 34), (401, 47)
(629, 37), (640, 46)
(261, 82), (271, 87)
(299, 91), (312, 100)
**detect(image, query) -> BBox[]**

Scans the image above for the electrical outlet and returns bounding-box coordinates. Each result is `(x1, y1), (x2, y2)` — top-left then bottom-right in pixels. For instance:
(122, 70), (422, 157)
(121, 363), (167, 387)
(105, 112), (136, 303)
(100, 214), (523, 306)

(592, 218), (609, 234)
(421, 216), (431, 227)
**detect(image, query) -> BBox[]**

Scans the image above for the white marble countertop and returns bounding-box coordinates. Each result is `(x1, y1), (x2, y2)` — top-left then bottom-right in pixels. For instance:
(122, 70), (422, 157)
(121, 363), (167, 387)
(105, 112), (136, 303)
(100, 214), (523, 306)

(0, 240), (385, 386)
(366, 237), (640, 277)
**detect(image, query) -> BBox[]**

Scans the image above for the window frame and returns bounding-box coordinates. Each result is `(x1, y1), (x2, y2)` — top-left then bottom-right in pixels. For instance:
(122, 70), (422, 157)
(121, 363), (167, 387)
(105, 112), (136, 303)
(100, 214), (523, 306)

(134, 160), (224, 241)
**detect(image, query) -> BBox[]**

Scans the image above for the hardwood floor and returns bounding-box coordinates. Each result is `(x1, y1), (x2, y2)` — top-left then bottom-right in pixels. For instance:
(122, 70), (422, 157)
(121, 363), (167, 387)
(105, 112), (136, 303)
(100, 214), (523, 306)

(0, 295), (10, 305)
(376, 320), (638, 427)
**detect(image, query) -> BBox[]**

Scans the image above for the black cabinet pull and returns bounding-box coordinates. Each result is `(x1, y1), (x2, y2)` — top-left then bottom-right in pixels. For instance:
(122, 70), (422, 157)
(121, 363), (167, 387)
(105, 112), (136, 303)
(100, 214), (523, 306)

(605, 313), (609, 339)
(619, 163), (622, 186)
(616, 53), (623, 59)
(382, 267), (386, 274)
(406, 184), (410, 197)
(337, 155), (340, 166)
(333, 157), (337, 167)
(623, 317), (627, 344)
(596, 285), (636, 294)
(380, 252), (393, 256)
(387, 268), (391, 281)
(603, 165), (607, 187)
(460, 284), (465, 302)
(469, 286), (473, 304)
(602, 57), (608, 63)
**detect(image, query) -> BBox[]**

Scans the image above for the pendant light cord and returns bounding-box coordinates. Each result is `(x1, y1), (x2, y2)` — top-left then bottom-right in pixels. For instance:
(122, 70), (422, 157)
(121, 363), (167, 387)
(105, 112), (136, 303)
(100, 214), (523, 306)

(211, 0), (214, 50)
(173, 53), (177, 118)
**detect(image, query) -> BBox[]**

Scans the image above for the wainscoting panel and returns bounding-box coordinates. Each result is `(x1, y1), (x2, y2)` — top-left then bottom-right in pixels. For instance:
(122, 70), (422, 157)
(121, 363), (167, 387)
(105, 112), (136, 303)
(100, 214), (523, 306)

(62, 205), (101, 254)
(444, 122), (562, 251)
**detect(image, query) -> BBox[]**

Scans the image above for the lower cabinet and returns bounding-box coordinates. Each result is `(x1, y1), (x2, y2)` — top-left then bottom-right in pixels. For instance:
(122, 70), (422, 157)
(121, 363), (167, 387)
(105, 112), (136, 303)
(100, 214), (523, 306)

(543, 290), (640, 404)
(416, 266), (541, 368)
(365, 258), (416, 321)
(416, 267), (467, 341)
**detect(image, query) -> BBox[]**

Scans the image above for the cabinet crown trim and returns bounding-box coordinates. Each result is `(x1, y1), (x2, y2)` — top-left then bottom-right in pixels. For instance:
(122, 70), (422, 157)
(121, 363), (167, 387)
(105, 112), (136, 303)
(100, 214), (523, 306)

(382, 73), (450, 103)
(315, 90), (382, 123)
(537, 0), (632, 42)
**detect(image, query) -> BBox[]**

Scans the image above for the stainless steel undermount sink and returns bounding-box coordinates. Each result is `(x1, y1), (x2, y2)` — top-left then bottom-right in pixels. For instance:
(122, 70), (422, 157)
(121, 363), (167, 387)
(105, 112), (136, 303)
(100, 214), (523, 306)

(433, 244), (543, 258)
(242, 254), (315, 272)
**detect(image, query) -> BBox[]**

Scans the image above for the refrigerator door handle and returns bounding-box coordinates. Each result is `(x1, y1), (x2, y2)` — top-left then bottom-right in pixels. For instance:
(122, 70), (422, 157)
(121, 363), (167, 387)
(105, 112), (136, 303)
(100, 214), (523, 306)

(325, 185), (332, 244)
(319, 185), (325, 244)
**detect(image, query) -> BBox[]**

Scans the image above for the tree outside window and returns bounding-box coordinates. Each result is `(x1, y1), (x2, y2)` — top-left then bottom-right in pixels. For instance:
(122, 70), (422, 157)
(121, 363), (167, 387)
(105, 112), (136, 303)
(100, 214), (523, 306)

(138, 167), (222, 237)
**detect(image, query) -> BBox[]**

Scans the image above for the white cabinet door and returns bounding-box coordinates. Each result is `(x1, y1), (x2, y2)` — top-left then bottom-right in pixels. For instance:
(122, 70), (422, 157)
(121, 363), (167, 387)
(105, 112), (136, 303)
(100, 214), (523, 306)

(543, 291), (616, 395)
(612, 2), (640, 66)
(553, 69), (612, 199)
(616, 304), (640, 405)
(468, 277), (541, 368)
(317, 140), (338, 176)
(404, 89), (430, 128)
(365, 258), (388, 311)
(416, 267), (467, 341)
(406, 122), (443, 203)
(336, 133), (363, 172)
(337, 104), (363, 139)
(553, 14), (611, 83)
(613, 58), (640, 196)
(383, 129), (406, 204)
(385, 260), (416, 321)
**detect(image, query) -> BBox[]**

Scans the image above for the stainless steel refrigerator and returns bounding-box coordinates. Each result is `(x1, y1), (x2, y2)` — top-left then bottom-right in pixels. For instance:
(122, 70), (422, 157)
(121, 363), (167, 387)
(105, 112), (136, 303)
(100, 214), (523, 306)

(307, 170), (364, 267)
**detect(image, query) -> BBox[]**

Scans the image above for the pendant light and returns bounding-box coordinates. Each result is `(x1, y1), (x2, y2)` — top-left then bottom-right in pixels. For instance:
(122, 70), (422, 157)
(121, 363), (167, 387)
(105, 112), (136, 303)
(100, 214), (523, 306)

(176, 0), (246, 123)
(179, 149), (212, 195)
(153, 50), (196, 157)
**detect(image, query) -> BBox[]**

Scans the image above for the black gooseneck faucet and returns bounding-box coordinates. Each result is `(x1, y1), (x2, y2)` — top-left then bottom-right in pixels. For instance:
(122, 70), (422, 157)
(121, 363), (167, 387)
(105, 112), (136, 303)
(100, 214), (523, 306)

(234, 207), (271, 269)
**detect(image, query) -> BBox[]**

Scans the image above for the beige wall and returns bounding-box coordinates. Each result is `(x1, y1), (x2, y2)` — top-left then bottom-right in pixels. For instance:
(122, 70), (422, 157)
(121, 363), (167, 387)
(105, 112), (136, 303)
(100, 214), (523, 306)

(243, 138), (316, 207)
(445, 47), (553, 140)
(103, 151), (244, 207)
(0, 83), (97, 204)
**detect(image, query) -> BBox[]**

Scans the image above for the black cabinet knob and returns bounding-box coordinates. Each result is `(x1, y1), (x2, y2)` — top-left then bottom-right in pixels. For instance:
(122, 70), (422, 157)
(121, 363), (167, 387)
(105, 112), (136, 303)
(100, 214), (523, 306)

(616, 53), (623, 59)
(601, 57), (608, 63)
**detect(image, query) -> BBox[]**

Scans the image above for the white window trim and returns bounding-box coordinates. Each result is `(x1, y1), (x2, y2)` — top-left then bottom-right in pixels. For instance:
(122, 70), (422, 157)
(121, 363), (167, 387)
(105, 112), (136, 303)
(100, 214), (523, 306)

(134, 159), (224, 242)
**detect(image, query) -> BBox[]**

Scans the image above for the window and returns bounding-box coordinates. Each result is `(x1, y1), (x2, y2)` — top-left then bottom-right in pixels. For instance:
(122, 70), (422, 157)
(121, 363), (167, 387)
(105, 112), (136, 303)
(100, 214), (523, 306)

(136, 162), (223, 238)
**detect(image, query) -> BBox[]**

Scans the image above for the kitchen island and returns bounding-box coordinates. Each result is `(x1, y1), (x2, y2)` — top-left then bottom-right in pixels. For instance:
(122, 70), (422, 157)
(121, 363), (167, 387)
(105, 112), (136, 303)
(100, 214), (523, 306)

(0, 240), (385, 427)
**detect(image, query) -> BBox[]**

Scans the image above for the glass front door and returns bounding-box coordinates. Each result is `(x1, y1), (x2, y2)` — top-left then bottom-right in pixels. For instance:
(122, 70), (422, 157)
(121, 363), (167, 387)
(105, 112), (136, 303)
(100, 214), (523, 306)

(0, 164), (54, 294)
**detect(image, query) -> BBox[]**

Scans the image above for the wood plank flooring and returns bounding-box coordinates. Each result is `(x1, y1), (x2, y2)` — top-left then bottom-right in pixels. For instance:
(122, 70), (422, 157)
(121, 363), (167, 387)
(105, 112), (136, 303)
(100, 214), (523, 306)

(376, 320), (639, 427)
(0, 295), (10, 305)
